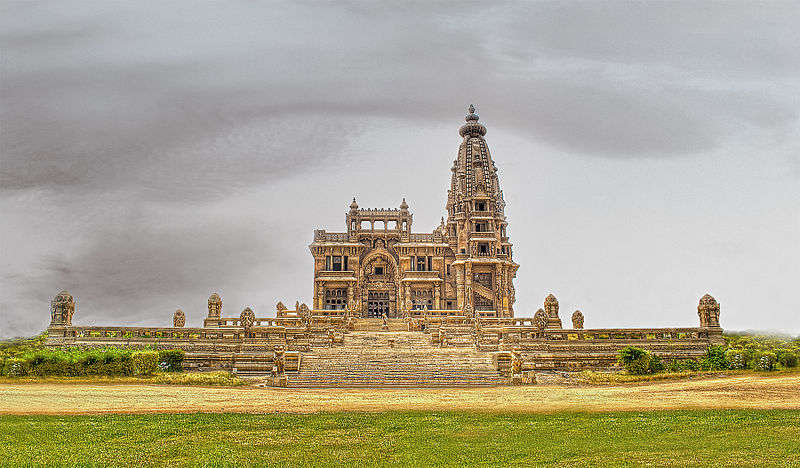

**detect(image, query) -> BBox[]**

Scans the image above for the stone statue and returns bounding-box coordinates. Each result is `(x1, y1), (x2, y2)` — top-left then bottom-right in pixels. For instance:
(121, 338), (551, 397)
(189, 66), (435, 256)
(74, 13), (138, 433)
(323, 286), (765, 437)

(276, 302), (287, 314)
(173, 309), (186, 328)
(571, 310), (584, 330)
(463, 303), (474, 319)
(273, 346), (285, 375)
(511, 351), (522, 376)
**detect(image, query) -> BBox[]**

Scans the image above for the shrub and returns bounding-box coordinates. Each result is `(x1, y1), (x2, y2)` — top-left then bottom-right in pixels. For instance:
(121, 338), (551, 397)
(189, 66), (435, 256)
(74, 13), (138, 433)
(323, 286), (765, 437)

(131, 351), (159, 375)
(757, 352), (777, 371)
(618, 347), (652, 375)
(775, 349), (798, 368)
(648, 354), (664, 373)
(702, 346), (729, 371)
(158, 350), (184, 372)
(726, 350), (746, 370)
(2, 358), (27, 377)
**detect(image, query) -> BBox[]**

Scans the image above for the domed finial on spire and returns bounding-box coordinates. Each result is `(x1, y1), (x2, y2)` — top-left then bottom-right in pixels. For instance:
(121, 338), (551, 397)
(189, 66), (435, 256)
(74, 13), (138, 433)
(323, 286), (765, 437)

(465, 104), (479, 122)
(350, 197), (358, 210)
(460, 104), (486, 136)
(400, 198), (408, 210)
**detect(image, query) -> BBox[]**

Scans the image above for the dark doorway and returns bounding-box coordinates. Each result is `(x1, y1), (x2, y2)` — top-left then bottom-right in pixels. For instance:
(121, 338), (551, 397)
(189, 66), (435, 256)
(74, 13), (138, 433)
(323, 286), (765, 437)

(367, 291), (390, 317)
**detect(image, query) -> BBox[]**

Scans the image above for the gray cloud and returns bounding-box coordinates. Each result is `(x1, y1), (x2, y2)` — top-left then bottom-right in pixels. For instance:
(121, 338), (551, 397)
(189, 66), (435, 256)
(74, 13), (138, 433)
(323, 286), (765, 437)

(1, 1), (799, 337)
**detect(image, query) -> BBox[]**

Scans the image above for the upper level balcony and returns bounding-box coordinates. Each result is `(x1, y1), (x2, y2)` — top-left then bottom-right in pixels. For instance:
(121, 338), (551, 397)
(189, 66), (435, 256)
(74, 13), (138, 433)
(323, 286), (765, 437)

(469, 231), (496, 240)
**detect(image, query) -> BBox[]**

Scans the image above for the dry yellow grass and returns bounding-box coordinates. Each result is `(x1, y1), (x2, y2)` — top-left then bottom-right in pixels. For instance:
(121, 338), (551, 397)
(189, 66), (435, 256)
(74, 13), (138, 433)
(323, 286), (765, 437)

(1, 373), (798, 415)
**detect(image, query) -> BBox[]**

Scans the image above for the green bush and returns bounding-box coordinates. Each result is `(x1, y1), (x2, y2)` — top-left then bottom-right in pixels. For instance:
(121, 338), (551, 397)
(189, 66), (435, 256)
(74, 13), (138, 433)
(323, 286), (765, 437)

(618, 347), (653, 375)
(131, 351), (159, 375)
(756, 352), (777, 371)
(648, 354), (664, 373)
(725, 350), (746, 370)
(775, 349), (798, 368)
(158, 349), (184, 372)
(2, 357), (27, 377)
(702, 346), (729, 371)
(666, 359), (700, 372)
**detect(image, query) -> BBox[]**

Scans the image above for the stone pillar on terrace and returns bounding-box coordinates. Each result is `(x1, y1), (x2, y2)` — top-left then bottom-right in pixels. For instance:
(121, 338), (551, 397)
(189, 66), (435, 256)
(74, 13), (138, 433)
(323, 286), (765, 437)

(50, 291), (75, 327)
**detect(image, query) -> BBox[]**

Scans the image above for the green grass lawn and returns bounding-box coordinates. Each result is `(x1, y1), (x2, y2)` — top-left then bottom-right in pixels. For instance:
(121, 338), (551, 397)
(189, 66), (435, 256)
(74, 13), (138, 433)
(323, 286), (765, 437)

(1, 410), (798, 466)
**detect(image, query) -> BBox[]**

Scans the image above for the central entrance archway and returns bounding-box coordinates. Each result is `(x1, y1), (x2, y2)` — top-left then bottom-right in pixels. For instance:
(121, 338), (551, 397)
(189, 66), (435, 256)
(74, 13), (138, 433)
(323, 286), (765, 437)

(360, 251), (398, 318)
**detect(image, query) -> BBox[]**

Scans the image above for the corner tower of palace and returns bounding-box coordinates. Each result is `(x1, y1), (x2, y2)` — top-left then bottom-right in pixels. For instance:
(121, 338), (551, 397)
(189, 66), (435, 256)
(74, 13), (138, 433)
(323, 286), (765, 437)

(309, 105), (518, 318)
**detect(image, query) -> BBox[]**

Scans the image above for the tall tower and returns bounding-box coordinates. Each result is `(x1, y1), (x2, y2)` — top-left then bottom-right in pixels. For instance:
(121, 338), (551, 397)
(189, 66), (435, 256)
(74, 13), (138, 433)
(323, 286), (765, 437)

(445, 105), (518, 316)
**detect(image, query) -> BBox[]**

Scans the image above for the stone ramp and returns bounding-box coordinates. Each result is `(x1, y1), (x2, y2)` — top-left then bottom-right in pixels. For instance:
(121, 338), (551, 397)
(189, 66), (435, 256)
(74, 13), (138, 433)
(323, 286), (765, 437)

(285, 331), (509, 387)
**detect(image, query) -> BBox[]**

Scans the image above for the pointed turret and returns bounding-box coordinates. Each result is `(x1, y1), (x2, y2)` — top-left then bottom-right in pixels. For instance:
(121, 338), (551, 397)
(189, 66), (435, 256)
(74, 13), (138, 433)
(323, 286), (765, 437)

(445, 105), (518, 316)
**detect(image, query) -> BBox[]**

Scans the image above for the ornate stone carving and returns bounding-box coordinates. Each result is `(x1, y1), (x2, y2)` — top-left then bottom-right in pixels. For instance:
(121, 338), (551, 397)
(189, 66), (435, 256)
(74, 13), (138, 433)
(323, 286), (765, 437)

(208, 293), (222, 318)
(276, 302), (287, 314)
(173, 309), (186, 328)
(534, 308), (548, 330)
(698, 294), (721, 328)
(571, 310), (584, 329)
(240, 307), (256, 329)
(50, 291), (75, 326)
(273, 346), (285, 375)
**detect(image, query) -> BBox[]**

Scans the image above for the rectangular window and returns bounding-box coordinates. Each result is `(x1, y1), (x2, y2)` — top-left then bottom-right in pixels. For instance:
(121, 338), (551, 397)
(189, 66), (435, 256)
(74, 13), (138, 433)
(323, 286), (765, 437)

(409, 256), (415, 271)
(343, 256), (348, 271)
(446, 264), (451, 276)
(427, 256), (432, 271)
(332, 256), (342, 271)
(479, 243), (488, 254)
(374, 266), (384, 275)
(417, 256), (427, 271)
(475, 201), (486, 211)
(325, 256), (331, 270)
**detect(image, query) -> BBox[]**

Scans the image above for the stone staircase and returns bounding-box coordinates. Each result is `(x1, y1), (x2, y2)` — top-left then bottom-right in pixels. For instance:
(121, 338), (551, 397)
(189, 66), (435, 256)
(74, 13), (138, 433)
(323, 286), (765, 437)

(284, 330), (509, 387)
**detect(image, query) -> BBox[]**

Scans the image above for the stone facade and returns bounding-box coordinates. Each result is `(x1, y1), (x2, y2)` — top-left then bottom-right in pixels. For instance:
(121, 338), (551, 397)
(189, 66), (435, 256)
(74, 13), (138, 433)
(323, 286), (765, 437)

(310, 106), (518, 318)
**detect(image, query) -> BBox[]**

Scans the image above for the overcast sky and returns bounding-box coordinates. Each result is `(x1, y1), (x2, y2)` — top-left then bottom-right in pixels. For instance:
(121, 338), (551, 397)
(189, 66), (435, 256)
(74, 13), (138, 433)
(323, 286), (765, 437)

(1, 1), (799, 338)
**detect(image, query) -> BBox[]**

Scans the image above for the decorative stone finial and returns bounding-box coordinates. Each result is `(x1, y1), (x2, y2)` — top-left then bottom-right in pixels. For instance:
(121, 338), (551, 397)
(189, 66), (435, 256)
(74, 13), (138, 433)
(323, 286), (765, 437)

(465, 104), (479, 122)
(350, 198), (358, 210)
(698, 294), (721, 328)
(400, 198), (408, 210)
(534, 308), (548, 330)
(240, 307), (255, 329)
(50, 291), (76, 326)
(460, 104), (487, 137)
(173, 309), (186, 328)
(571, 310), (584, 329)
(208, 293), (222, 318)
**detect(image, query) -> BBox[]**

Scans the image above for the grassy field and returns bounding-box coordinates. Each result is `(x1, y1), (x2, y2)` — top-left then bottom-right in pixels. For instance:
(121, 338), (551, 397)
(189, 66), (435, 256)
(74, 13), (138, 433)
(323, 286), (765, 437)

(1, 410), (798, 466)
(2, 374), (799, 415)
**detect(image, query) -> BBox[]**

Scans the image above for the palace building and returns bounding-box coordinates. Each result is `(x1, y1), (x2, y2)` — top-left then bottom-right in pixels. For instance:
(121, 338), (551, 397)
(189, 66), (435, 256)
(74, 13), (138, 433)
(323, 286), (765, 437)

(310, 105), (518, 318)
(44, 106), (724, 387)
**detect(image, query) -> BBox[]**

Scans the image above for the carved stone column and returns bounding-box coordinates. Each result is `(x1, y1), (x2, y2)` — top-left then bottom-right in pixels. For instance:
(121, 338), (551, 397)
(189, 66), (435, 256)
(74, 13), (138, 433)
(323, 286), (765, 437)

(434, 284), (441, 309)
(456, 265), (465, 309)
(316, 284), (325, 310)
(465, 262), (473, 308)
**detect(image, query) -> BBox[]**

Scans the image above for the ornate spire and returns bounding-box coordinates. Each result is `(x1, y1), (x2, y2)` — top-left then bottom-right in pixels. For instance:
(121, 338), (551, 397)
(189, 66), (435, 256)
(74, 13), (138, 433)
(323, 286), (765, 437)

(350, 197), (358, 211)
(399, 198), (408, 211)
